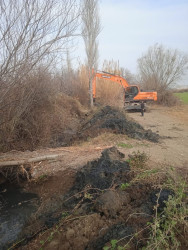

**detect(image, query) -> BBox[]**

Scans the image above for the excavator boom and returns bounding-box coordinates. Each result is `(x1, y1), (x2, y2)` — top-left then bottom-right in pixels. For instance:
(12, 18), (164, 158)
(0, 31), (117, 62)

(93, 71), (129, 98)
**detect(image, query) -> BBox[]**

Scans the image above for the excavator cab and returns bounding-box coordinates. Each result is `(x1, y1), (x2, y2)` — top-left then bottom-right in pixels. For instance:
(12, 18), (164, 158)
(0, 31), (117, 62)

(124, 86), (139, 101)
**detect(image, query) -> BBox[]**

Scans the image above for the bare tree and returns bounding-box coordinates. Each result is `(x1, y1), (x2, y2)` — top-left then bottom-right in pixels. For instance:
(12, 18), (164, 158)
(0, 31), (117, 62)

(101, 59), (137, 85)
(120, 68), (137, 85)
(82, 0), (101, 107)
(102, 59), (120, 75)
(0, 0), (81, 149)
(138, 44), (188, 91)
(0, 0), (80, 104)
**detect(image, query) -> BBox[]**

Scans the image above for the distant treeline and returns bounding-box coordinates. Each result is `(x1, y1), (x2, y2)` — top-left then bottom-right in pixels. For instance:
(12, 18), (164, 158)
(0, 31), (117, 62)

(173, 88), (188, 93)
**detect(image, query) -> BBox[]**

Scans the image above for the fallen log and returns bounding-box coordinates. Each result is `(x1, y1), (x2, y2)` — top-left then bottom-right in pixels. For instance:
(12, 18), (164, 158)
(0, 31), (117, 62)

(0, 154), (61, 167)
(0, 145), (113, 167)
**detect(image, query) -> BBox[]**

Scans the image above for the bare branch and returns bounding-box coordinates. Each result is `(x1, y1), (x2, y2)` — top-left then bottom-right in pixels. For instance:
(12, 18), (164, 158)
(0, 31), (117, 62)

(0, 0), (81, 146)
(138, 44), (188, 91)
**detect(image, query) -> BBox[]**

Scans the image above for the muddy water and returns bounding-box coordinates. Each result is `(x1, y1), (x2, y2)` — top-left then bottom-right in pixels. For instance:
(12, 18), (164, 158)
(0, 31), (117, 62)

(0, 184), (38, 249)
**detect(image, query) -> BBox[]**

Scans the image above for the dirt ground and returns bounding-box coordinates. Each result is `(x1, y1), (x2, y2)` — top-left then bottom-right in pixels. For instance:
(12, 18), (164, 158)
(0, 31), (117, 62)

(1, 105), (187, 177)
(0, 105), (188, 249)
(126, 105), (188, 169)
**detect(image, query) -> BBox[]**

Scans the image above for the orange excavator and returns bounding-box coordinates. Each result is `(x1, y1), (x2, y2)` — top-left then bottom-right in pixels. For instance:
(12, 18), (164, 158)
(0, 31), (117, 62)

(92, 71), (157, 110)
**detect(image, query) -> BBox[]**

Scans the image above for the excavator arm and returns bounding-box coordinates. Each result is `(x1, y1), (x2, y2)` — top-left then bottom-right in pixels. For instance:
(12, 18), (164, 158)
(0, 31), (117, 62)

(92, 71), (157, 106)
(93, 71), (129, 99)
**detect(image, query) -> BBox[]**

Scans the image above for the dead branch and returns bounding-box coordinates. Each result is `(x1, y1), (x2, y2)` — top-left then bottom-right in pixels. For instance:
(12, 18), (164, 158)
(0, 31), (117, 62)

(0, 154), (62, 167)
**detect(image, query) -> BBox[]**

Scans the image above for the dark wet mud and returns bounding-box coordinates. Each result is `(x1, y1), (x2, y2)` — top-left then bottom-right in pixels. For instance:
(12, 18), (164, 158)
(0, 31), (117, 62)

(54, 106), (160, 146)
(78, 106), (160, 143)
(1, 148), (174, 250)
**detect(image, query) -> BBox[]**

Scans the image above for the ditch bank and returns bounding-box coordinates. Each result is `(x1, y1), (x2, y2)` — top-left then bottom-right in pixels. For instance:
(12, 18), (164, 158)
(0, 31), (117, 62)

(55, 106), (160, 146)
(3, 147), (176, 250)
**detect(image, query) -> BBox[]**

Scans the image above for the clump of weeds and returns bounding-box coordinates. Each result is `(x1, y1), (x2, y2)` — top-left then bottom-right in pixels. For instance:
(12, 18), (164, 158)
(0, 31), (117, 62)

(120, 182), (130, 191)
(145, 171), (188, 250)
(127, 150), (149, 169)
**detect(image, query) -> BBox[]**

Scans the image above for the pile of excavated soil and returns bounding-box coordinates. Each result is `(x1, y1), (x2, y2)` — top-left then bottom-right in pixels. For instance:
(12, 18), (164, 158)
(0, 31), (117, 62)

(22, 147), (175, 250)
(77, 106), (159, 143)
(63, 147), (131, 210)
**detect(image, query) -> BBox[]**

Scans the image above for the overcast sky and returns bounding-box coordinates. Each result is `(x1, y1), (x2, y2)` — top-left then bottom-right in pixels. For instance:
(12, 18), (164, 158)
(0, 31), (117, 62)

(75, 0), (188, 85)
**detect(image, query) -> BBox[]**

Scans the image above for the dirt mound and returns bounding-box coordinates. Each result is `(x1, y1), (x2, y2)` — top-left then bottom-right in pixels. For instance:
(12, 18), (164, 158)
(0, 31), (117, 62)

(63, 147), (130, 210)
(78, 106), (159, 142)
(55, 148), (172, 249)
(16, 148), (175, 250)
(94, 190), (123, 217)
(74, 147), (130, 190)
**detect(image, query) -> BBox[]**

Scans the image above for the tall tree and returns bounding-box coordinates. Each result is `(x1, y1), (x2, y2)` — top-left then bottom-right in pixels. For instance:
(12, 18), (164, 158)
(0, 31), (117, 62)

(82, 0), (101, 107)
(0, 0), (80, 134)
(138, 44), (188, 91)
(0, 0), (80, 85)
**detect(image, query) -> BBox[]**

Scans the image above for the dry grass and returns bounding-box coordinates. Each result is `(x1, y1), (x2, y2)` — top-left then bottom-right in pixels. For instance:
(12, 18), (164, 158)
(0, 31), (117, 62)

(13, 93), (85, 151)
(76, 65), (89, 106)
(157, 90), (180, 106)
(0, 69), (54, 151)
(96, 79), (124, 107)
(95, 60), (125, 107)
(0, 68), (87, 152)
(61, 62), (125, 107)
(0, 61), (127, 152)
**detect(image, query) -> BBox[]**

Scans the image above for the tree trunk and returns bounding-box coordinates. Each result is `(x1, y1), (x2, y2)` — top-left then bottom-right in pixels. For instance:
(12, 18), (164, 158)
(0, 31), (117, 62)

(89, 77), (94, 107)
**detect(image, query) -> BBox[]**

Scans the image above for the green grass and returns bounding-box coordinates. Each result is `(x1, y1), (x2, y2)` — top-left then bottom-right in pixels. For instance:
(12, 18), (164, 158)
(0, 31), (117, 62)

(174, 92), (188, 104)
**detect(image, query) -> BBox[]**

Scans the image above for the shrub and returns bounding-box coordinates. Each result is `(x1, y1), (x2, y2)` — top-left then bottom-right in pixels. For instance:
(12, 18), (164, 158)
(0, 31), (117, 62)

(128, 151), (149, 169)
(146, 178), (187, 249)
(0, 68), (85, 152)
(60, 65), (89, 106)
(157, 90), (180, 106)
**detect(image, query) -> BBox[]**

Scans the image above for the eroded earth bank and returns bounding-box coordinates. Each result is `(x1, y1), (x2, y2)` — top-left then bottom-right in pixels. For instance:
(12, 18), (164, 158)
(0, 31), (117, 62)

(0, 106), (187, 250)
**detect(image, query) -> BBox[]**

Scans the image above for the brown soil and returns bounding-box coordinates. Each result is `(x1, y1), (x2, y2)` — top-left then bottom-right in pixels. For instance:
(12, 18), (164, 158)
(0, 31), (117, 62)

(0, 105), (188, 249)
(126, 105), (188, 169)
